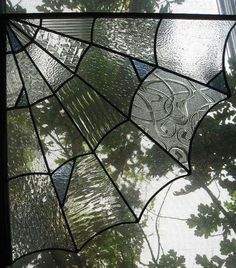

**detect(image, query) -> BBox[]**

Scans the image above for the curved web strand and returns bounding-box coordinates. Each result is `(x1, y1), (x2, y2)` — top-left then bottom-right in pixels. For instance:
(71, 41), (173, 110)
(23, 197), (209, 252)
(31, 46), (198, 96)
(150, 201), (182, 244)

(96, 121), (187, 218)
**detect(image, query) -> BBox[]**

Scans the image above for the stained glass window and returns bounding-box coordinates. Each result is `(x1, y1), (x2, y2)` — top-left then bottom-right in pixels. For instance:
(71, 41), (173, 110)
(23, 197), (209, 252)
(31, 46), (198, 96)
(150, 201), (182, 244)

(0, 1), (236, 267)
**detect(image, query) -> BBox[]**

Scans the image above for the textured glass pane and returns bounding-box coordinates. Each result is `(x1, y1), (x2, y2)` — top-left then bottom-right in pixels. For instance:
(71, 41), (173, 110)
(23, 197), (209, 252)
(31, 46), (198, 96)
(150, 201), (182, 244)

(64, 155), (134, 248)
(96, 122), (186, 216)
(26, 43), (72, 90)
(34, 29), (88, 71)
(32, 96), (90, 171)
(94, 18), (159, 63)
(131, 68), (226, 167)
(156, 20), (234, 83)
(9, 175), (73, 260)
(15, 51), (52, 104)
(57, 77), (125, 148)
(6, 54), (22, 108)
(79, 46), (139, 114)
(8, 109), (47, 177)
(42, 19), (93, 42)
(52, 160), (74, 205)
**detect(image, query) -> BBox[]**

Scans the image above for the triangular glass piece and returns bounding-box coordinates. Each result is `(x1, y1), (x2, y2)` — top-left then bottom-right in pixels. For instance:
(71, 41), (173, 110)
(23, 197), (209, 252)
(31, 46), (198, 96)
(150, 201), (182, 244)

(15, 88), (28, 107)
(7, 26), (22, 52)
(132, 59), (155, 80)
(208, 71), (228, 94)
(52, 160), (74, 205)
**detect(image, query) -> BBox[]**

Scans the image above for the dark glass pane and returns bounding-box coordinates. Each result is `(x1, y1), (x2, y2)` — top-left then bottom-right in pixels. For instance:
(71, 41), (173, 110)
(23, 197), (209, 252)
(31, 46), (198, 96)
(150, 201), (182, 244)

(32, 96), (91, 171)
(6, 54), (22, 108)
(52, 160), (74, 205)
(8, 109), (47, 177)
(57, 76), (125, 148)
(9, 175), (73, 260)
(64, 155), (135, 248)
(131, 68), (226, 167)
(79, 46), (139, 114)
(15, 89), (28, 107)
(156, 20), (234, 83)
(208, 71), (228, 93)
(15, 50), (52, 104)
(96, 121), (186, 216)
(94, 18), (159, 63)
(132, 59), (155, 80)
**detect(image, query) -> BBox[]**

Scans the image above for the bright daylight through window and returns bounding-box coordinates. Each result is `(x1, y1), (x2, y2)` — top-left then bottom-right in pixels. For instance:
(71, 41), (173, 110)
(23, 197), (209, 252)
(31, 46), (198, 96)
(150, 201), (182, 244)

(0, 0), (235, 267)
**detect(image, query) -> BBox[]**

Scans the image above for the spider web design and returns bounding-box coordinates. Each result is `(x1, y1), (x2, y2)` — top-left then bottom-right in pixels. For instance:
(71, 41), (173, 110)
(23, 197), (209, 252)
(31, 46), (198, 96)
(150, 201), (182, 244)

(6, 16), (236, 261)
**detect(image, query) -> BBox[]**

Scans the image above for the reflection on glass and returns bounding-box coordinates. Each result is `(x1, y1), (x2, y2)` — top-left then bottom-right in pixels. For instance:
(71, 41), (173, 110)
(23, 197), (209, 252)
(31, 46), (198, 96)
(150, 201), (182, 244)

(9, 174), (73, 260)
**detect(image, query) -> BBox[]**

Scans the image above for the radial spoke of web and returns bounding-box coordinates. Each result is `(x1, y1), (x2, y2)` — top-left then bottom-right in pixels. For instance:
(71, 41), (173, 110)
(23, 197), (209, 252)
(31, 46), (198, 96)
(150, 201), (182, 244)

(8, 31), (79, 251)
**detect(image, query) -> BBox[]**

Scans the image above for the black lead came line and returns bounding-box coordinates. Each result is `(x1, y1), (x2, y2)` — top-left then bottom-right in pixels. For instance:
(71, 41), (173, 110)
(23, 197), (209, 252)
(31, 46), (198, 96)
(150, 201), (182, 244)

(0, 16), (12, 266)
(1, 12), (236, 20)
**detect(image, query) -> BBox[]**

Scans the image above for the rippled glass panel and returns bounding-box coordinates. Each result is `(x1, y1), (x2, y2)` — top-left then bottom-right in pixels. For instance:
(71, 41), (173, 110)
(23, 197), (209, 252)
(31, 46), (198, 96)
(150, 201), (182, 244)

(64, 155), (135, 248)
(9, 175), (74, 260)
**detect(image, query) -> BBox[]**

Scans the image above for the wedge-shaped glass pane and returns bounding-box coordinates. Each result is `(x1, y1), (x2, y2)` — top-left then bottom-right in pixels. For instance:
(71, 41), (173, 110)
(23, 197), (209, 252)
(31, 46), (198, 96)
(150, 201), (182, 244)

(96, 122), (186, 216)
(7, 54), (22, 108)
(131, 68), (226, 167)
(94, 18), (159, 63)
(57, 77), (125, 148)
(26, 43), (72, 90)
(52, 160), (74, 205)
(15, 51), (52, 104)
(41, 18), (93, 42)
(32, 96), (90, 170)
(78, 46), (139, 114)
(156, 20), (234, 83)
(8, 109), (47, 177)
(35, 29), (88, 71)
(9, 175), (73, 260)
(64, 155), (135, 248)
